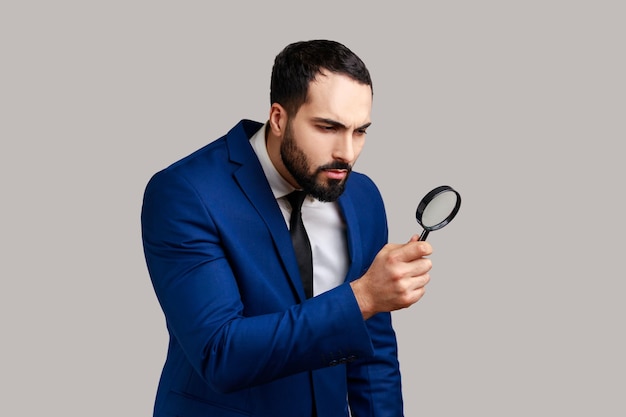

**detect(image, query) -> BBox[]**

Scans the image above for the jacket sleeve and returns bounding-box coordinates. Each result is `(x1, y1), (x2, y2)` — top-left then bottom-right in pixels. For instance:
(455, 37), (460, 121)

(347, 312), (404, 417)
(141, 168), (375, 393)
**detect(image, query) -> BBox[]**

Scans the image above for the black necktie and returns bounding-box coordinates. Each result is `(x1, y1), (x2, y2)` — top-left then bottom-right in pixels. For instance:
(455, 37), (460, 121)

(287, 191), (313, 299)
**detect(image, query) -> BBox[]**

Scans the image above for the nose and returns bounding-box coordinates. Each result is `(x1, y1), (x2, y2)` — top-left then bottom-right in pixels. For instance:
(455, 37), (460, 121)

(332, 133), (355, 163)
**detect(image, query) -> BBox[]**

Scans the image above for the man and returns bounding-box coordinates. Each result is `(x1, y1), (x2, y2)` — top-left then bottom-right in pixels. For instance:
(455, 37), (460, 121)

(141, 39), (432, 417)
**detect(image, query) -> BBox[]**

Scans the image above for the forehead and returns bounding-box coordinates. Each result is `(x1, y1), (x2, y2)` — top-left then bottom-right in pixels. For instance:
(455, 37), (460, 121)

(300, 71), (372, 125)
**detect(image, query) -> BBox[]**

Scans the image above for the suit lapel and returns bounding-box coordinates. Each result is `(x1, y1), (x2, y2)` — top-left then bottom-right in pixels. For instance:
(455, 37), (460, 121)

(226, 121), (306, 301)
(338, 192), (363, 283)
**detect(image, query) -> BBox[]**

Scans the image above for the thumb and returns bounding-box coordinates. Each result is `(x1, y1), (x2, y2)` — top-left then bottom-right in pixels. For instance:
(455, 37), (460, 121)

(407, 234), (420, 243)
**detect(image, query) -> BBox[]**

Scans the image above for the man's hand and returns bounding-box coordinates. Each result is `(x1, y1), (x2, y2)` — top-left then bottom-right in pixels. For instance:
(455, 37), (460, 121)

(350, 235), (432, 320)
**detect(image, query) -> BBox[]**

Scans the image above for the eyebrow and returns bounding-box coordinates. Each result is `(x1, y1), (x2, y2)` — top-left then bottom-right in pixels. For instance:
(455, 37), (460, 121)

(312, 117), (372, 131)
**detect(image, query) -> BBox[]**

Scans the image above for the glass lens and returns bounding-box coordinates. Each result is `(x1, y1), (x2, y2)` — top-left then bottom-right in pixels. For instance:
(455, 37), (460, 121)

(421, 190), (459, 228)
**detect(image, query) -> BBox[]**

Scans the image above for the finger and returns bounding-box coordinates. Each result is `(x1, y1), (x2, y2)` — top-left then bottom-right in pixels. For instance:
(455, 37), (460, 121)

(413, 272), (431, 289)
(405, 257), (432, 279)
(396, 240), (432, 261)
(415, 240), (433, 257)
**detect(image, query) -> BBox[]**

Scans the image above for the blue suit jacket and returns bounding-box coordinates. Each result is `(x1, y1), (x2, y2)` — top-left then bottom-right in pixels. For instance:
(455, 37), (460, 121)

(141, 120), (403, 416)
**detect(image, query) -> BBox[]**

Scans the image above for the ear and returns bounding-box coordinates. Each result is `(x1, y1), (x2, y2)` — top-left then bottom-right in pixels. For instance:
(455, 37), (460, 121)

(268, 103), (288, 136)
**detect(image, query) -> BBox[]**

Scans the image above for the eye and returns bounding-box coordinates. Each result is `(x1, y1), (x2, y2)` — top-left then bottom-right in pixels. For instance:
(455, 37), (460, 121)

(319, 125), (337, 132)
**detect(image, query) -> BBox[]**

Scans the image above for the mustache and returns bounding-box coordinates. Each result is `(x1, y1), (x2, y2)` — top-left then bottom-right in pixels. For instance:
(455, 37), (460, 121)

(317, 161), (352, 172)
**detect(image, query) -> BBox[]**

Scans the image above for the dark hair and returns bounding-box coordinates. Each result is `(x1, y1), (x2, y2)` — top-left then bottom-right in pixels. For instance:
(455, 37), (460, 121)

(270, 40), (373, 116)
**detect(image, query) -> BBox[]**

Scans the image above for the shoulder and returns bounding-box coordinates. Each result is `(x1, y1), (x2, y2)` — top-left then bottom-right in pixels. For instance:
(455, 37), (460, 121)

(342, 171), (385, 209)
(146, 119), (263, 189)
(340, 170), (387, 230)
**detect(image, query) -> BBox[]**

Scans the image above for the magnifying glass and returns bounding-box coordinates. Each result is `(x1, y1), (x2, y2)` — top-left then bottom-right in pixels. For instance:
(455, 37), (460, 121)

(416, 185), (461, 241)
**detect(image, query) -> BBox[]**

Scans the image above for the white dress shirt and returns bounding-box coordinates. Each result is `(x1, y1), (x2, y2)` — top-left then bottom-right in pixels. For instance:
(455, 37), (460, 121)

(250, 123), (349, 296)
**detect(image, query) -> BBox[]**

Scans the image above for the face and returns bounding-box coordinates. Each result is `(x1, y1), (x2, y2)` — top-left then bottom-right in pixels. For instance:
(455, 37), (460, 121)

(278, 71), (372, 202)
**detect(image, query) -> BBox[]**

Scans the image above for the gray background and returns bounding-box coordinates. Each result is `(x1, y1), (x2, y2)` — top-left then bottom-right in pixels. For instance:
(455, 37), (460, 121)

(2, 1), (624, 416)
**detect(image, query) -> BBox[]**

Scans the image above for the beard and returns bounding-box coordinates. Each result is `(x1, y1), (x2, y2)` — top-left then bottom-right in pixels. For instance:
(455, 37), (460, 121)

(280, 122), (352, 202)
